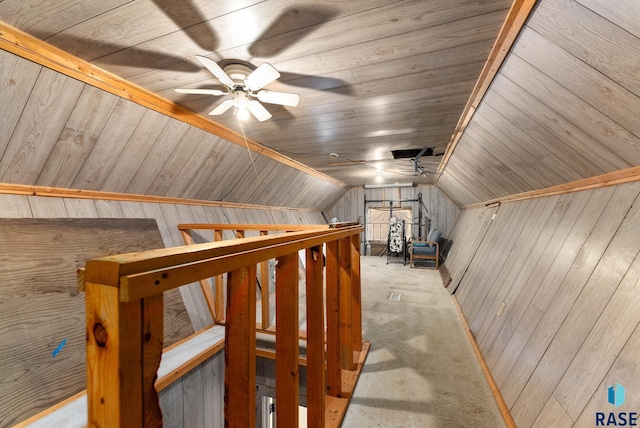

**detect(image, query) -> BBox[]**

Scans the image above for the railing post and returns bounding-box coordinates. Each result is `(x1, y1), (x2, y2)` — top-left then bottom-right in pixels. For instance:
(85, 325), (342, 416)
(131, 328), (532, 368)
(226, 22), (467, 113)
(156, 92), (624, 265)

(305, 246), (325, 427)
(214, 229), (224, 323)
(350, 234), (362, 351)
(260, 230), (270, 328)
(180, 229), (218, 321)
(276, 252), (300, 428)
(339, 237), (354, 370)
(86, 279), (163, 427)
(325, 239), (342, 397)
(224, 265), (257, 428)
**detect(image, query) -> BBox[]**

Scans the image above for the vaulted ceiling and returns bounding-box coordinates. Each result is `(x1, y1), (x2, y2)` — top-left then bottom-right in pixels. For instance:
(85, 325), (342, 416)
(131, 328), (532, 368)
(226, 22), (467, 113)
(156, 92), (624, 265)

(0, 0), (511, 190)
(1, 0), (639, 208)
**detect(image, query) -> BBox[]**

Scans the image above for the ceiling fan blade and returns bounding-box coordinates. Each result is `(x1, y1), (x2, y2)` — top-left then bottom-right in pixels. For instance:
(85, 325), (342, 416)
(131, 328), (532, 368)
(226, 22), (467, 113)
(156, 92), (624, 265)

(256, 90), (299, 107)
(244, 63), (280, 91)
(248, 7), (338, 57)
(208, 99), (234, 115)
(195, 56), (234, 87)
(175, 88), (225, 96)
(151, 0), (218, 52)
(247, 100), (272, 122)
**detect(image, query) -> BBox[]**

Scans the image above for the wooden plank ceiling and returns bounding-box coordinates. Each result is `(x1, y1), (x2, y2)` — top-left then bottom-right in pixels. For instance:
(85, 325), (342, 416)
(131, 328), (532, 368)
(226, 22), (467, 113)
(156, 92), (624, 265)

(438, 0), (640, 206)
(0, 0), (512, 192)
(1, 0), (636, 207)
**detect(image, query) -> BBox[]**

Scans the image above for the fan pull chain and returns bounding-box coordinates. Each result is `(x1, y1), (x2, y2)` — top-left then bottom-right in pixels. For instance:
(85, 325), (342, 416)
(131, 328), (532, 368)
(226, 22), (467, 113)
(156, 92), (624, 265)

(238, 116), (261, 184)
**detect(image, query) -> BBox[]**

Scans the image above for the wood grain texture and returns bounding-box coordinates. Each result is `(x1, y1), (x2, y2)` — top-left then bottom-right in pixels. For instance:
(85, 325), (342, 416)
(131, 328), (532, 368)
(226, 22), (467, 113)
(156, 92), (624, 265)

(529, 0), (640, 97)
(448, 181), (640, 428)
(0, 50), (41, 158)
(224, 265), (257, 428)
(442, 206), (497, 293)
(275, 252), (300, 428)
(577, 0), (640, 38)
(305, 246), (326, 428)
(484, 191), (592, 373)
(0, 218), (192, 426)
(0, 67), (84, 185)
(437, 0), (538, 181)
(573, 321), (640, 425)
(0, 0), (513, 189)
(325, 239), (342, 398)
(0, 22), (347, 191)
(36, 86), (120, 187)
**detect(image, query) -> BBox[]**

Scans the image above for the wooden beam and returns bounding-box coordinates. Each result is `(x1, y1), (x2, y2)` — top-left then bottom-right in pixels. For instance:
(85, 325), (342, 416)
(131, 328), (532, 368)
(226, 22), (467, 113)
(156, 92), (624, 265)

(85, 282), (163, 427)
(260, 231), (271, 329)
(255, 348), (308, 366)
(179, 223), (328, 231)
(436, 0), (539, 181)
(467, 165), (640, 208)
(214, 230), (225, 323)
(224, 265), (257, 428)
(0, 182), (324, 212)
(350, 235), (363, 351)
(142, 294), (163, 428)
(306, 246), (326, 428)
(180, 229), (217, 321)
(116, 228), (364, 301)
(339, 237), (354, 371)
(325, 240), (342, 397)
(0, 22), (347, 189)
(275, 252), (300, 428)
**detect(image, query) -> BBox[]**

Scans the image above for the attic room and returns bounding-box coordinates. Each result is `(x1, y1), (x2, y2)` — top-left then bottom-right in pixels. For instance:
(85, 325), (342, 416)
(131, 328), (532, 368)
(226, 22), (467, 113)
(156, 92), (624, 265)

(1, 0), (639, 427)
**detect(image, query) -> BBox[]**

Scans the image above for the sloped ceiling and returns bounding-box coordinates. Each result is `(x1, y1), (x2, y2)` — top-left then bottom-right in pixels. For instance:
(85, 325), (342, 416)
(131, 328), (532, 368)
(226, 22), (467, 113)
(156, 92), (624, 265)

(0, 49), (346, 209)
(0, 0), (511, 191)
(437, 0), (640, 206)
(1, 0), (637, 209)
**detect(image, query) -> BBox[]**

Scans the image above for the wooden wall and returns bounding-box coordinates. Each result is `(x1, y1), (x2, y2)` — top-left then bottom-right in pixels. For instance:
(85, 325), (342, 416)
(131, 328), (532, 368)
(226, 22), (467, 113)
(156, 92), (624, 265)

(437, 0), (640, 207)
(159, 351), (224, 428)
(0, 218), (193, 427)
(0, 49), (346, 211)
(0, 193), (325, 331)
(327, 185), (459, 239)
(444, 181), (640, 427)
(0, 193), (324, 425)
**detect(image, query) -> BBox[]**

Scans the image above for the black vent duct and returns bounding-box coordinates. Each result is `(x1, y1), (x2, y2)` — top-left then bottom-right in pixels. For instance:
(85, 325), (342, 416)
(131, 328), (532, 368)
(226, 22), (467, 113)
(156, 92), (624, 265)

(391, 148), (433, 159)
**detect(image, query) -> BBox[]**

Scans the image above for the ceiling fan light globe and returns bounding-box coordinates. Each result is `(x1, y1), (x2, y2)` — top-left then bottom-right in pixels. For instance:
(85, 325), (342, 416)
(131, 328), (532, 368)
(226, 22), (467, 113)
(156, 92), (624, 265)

(237, 107), (250, 121)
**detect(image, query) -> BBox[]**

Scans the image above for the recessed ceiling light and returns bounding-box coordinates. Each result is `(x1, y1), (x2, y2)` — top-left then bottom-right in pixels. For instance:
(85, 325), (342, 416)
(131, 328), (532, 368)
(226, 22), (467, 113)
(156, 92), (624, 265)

(328, 152), (340, 158)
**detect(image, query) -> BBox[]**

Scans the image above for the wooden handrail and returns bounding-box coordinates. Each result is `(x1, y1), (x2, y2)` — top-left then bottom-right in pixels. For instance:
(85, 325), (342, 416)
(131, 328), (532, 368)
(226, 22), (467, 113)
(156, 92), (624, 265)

(83, 224), (367, 427)
(177, 223), (330, 327)
(178, 223), (328, 231)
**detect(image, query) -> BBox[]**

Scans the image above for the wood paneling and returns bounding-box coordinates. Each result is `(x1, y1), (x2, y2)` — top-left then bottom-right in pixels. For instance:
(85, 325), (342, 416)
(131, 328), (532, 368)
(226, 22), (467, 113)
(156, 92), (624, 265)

(0, 0), (512, 188)
(0, 218), (192, 426)
(327, 185), (459, 248)
(158, 351), (225, 428)
(0, 49), (346, 210)
(0, 193), (325, 425)
(448, 181), (640, 427)
(0, 67), (84, 184)
(437, 0), (640, 206)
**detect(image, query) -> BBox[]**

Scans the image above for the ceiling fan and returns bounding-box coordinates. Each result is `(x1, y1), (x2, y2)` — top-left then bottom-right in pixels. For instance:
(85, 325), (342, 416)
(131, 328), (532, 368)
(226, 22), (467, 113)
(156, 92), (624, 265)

(175, 56), (300, 122)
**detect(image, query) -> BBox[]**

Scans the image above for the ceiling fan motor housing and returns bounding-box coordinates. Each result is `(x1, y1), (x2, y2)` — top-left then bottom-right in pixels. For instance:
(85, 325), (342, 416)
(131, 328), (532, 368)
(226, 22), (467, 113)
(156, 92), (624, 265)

(223, 63), (255, 87)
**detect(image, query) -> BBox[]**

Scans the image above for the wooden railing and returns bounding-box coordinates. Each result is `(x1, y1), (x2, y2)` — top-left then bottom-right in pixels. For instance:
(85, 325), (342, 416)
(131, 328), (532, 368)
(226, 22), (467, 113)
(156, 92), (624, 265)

(177, 223), (327, 329)
(83, 224), (367, 427)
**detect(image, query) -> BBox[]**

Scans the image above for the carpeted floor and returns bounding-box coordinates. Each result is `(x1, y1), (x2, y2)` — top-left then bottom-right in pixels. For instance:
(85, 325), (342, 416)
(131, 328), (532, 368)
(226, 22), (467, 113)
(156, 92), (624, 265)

(342, 256), (506, 428)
